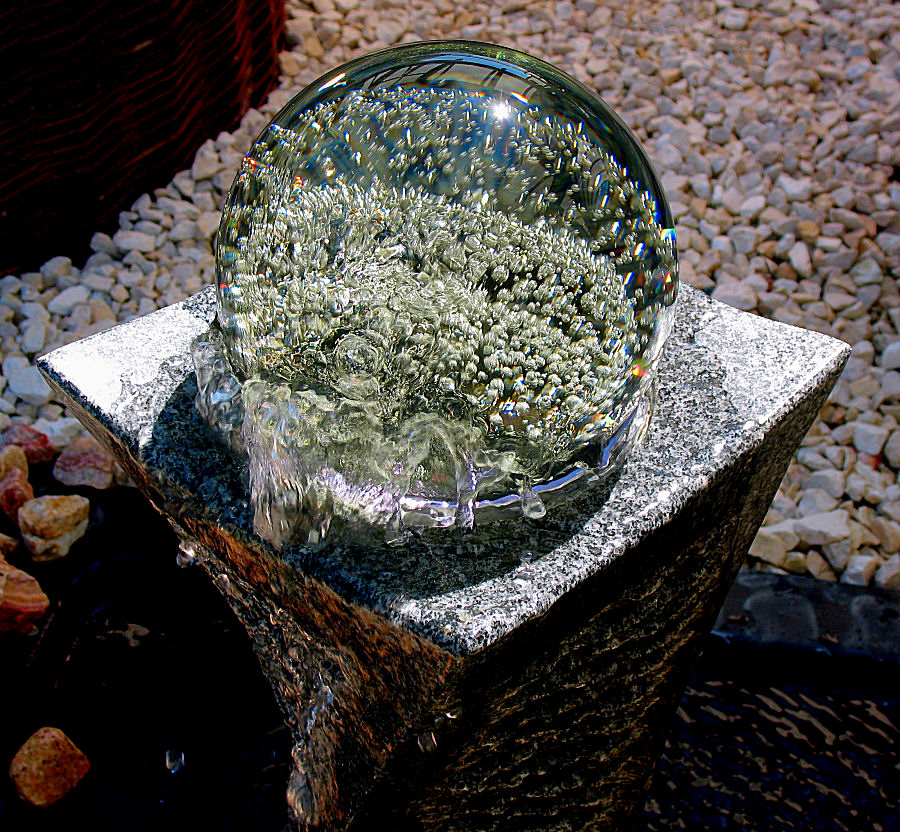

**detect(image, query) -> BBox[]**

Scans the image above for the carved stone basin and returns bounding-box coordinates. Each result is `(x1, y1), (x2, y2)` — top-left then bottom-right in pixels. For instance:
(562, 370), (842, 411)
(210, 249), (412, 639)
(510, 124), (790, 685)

(39, 285), (848, 830)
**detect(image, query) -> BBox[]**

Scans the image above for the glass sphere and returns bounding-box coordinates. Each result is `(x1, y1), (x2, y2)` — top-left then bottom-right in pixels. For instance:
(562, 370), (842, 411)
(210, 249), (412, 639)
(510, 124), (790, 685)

(197, 41), (678, 548)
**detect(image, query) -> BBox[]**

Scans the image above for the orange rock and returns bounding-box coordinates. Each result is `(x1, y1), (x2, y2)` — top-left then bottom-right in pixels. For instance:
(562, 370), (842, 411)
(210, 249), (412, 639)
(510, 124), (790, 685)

(18, 495), (90, 561)
(52, 436), (114, 490)
(0, 559), (50, 633)
(0, 468), (34, 523)
(9, 727), (90, 807)
(0, 424), (55, 464)
(0, 444), (28, 481)
(0, 531), (17, 558)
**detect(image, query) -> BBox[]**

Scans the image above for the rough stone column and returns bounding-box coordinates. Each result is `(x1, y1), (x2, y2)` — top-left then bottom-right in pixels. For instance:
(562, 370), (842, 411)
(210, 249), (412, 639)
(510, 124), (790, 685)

(39, 286), (848, 831)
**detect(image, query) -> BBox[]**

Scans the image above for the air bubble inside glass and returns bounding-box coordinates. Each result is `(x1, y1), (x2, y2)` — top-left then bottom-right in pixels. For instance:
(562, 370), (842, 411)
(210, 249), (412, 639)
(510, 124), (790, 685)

(192, 41), (678, 548)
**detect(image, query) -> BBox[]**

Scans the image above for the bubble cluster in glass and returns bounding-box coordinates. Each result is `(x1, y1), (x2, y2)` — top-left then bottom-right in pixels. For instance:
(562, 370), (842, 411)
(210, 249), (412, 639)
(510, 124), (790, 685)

(195, 42), (678, 547)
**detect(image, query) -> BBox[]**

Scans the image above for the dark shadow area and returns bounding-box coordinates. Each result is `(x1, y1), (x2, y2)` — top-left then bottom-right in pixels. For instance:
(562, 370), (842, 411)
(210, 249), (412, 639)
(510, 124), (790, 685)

(645, 638), (900, 832)
(0, 1), (284, 275)
(0, 485), (291, 832)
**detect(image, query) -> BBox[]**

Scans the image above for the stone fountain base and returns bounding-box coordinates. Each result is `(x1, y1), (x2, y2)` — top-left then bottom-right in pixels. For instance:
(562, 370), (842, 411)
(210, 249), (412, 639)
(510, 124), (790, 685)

(39, 286), (848, 831)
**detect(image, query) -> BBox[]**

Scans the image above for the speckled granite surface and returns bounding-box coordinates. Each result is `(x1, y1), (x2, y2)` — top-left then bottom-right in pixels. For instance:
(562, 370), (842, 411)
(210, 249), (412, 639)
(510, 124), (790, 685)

(39, 286), (849, 830)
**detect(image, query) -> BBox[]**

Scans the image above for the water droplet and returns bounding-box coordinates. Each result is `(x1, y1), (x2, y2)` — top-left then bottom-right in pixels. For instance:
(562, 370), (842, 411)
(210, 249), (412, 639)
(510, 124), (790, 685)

(417, 731), (438, 753)
(175, 549), (195, 568)
(176, 539), (201, 567)
(165, 749), (184, 773)
(521, 488), (546, 519)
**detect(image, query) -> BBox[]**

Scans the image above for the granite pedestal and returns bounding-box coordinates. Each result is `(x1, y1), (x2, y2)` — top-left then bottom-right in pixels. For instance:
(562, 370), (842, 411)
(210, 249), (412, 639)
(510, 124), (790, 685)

(39, 286), (849, 831)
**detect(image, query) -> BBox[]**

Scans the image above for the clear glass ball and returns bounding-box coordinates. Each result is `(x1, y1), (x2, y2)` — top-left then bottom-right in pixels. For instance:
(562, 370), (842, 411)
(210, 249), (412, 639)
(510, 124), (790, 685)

(198, 41), (678, 547)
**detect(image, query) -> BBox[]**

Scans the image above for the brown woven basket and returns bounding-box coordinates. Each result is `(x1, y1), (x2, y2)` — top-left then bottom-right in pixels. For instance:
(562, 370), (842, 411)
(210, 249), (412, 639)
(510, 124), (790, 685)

(0, 0), (285, 275)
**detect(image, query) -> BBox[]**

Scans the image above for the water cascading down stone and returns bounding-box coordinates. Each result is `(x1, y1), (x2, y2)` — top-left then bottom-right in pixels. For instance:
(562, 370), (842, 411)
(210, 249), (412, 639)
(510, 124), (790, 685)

(192, 41), (678, 549)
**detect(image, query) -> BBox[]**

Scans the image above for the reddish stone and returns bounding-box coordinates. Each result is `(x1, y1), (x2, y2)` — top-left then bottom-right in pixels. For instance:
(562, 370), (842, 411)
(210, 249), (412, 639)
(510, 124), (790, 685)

(52, 436), (114, 490)
(0, 559), (50, 633)
(0, 469), (34, 523)
(9, 727), (90, 807)
(0, 425), (55, 464)
(0, 531), (17, 558)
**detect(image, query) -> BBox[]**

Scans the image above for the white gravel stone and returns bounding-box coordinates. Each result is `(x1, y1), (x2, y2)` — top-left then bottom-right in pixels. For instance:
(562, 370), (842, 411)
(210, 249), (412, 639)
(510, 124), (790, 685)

(40, 256), (72, 280)
(874, 554), (900, 589)
(31, 416), (84, 449)
(853, 422), (890, 456)
(884, 431), (900, 470)
(7, 366), (52, 406)
(90, 232), (119, 255)
(20, 321), (48, 354)
(881, 342), (900, 371)
(46, 286), (90, 316)
(796, 488), (839, 517)
(113, 230), (157, 253)
(776, 174), (813, 202)
(711, 281), (757, 311)
(739, 194), (766, 219)
(721, 8), (749, 30)
(804, 468), (845, 499)
(375, 19), (406, 45)
(169, 220), (198, 242)
(787, 242), (812, 278)
(841, 553), (881, 586)
(794, 510), (850, 547)
(850, 258), (882, 286)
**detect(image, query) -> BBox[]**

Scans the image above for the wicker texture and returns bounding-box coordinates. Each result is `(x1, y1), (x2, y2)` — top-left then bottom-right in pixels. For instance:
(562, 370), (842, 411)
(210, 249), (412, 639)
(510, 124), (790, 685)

(0, 0), (285, 275)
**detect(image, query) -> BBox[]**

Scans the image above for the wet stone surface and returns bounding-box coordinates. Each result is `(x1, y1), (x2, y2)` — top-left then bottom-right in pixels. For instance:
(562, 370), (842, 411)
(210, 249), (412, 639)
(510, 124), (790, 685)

(37, 284), (848, 830)
(38, 285), (847, 652)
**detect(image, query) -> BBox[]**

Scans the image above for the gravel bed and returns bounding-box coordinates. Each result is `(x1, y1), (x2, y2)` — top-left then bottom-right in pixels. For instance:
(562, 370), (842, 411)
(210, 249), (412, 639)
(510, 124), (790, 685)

(1, 0), (898, 588)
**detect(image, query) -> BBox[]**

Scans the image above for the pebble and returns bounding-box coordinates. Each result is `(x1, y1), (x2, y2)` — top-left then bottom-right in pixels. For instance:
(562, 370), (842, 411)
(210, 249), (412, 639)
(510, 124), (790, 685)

(748, 527), (789, 567)
(787, 241), (812, 278)
(721, 8), (749, 30)
(794, 510), (850, 547)
(881, 342), (900, 371)
(30, 418), (84, 450)
(0, 558), (50, 634)
(21, 321), (48, 355)
(711, 281), (757, 311)
(0, 425), (55, 463)
(8, 727), (91, 807)
(775, 174), (813, 203)
(46, 286), (90, 316)
(0, 0), (898, 588)
(806, 551), (836, 581)
(884, 431), (900, 470)
(796, 488), (838, 517)
(875, 554), (900, 589)
(804, 468), (844, 499)
(0, 469), (34, 523)
(841, 552), (881, 586)
(853, 422), (890, 456)
(6, 366), (52, 407)
(0, 445), (28, 482)
(53, 437), (115, 490)
(0, 532), (17, 558)
(112, 230), (156, 253)
(18, 495), (90, 561)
